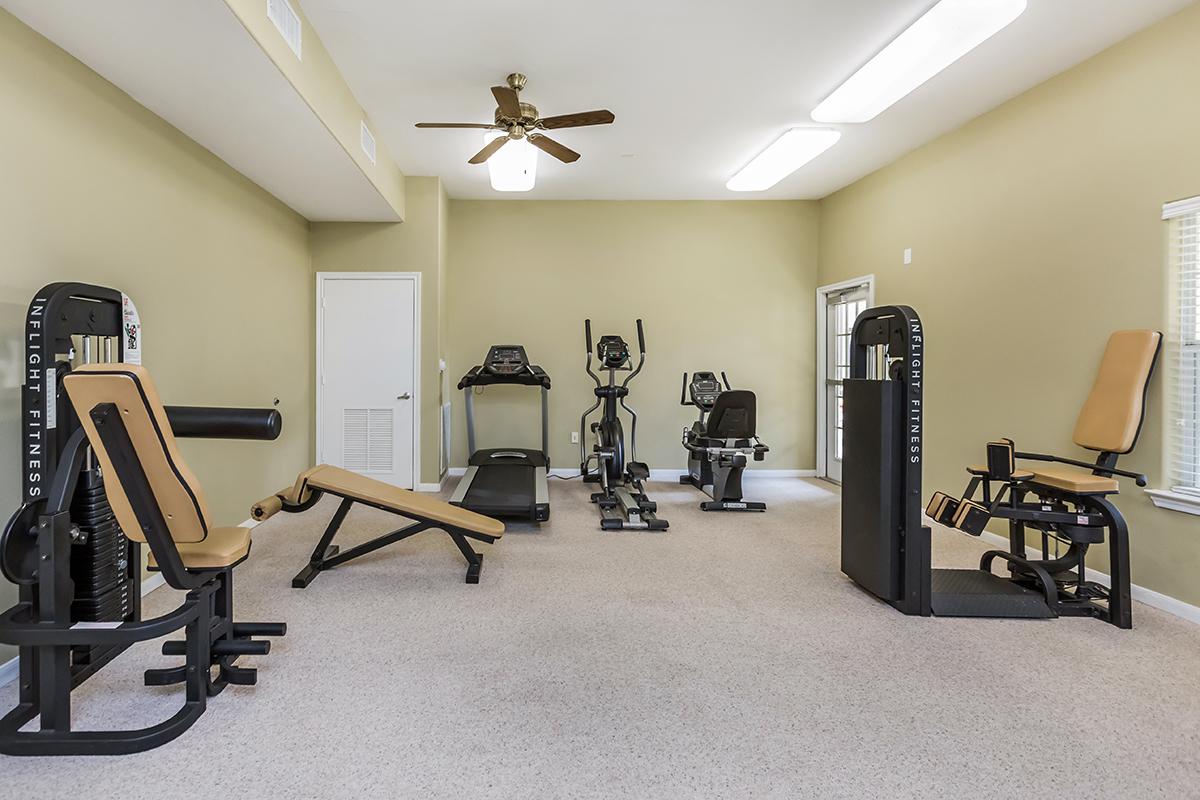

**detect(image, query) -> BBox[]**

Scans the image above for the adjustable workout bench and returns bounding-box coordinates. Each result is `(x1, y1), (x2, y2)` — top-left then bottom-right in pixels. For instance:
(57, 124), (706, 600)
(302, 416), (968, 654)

(0, 364), (284, 755)
(926, 330), (1162, 628)
(253, 465), (505, 585)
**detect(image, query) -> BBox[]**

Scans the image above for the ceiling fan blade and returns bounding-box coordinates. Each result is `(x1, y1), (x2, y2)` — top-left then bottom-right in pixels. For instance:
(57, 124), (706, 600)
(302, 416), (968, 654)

(491, 86), (522, 119)
(538, 110), (615, 129)
(529, 134), (580, 163)
(468, 135), (509, 164)
(415, 122), (496, 129)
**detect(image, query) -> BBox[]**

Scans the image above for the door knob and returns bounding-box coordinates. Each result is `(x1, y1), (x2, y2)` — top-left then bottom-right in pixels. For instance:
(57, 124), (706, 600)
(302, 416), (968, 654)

(397, 392), (412, 400)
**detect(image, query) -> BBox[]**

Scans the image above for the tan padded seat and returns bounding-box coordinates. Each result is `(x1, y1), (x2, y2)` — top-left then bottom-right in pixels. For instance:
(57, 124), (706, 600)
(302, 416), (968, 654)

(1027, 465), (1119, 494)
(288, 465), (504, 539)
(148, 527), (252, 570)
(967, 465), (1034, 481)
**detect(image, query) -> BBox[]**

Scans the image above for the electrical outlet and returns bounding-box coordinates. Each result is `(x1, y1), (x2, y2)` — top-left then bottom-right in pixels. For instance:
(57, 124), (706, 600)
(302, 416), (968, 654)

(571, 431), (580, 444)
(903, 247), (913, 265)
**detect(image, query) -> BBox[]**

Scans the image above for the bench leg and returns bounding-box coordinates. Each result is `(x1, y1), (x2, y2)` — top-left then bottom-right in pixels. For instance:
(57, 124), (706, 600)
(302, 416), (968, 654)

(447, 531), (483, 584)
(292, 497), (353, 589)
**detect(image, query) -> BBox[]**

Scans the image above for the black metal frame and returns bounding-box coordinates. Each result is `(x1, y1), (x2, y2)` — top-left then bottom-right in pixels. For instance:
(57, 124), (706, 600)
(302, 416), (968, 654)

(953, 464), (1137, 628)
(0, 405), (283, 755)
(840, 305), (931, 617)
(280, 490), (499, 587)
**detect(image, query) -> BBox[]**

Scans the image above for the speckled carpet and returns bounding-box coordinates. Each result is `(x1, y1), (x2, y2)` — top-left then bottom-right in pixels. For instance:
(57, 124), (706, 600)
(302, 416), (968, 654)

(2, 477), (1198, 798)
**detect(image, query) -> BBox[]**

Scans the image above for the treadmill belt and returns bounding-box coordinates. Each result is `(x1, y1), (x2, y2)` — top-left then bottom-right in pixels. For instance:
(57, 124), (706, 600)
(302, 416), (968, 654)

(463, 464), (532, 514)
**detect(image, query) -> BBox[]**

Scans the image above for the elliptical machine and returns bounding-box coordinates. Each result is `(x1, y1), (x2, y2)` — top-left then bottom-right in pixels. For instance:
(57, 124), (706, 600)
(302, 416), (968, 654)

(680, 371), (769, 511)
(580, 319), (668, 531)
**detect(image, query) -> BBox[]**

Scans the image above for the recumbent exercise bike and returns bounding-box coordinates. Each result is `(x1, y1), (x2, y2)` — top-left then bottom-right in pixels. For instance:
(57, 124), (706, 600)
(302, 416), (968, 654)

(680, 371), (769, 511)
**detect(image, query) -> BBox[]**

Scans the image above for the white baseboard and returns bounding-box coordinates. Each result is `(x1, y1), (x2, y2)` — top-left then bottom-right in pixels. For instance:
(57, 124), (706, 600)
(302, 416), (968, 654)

(448, 467), (817, 480)
(140, 572), (166, 596)
(0, 650), (16, 689)
(416, 481), (444, 492)
(0, 571), (169, 688)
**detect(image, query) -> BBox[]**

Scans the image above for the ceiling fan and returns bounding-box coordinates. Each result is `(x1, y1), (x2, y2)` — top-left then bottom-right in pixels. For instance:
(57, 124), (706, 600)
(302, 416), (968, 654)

(415, 73), (614, 165)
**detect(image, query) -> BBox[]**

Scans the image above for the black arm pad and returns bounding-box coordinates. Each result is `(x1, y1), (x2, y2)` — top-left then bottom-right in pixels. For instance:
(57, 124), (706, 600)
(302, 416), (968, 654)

(165, 406), (282, 441)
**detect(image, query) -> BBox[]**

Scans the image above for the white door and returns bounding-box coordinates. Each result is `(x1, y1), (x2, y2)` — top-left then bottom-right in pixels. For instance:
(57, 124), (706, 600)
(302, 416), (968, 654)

(824, 285), (870, 483)
(318, 274), (417, 489)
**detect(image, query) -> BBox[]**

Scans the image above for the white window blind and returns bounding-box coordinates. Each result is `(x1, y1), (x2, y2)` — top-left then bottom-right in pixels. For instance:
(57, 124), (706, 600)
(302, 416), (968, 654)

(1164, 196), (1200, 495)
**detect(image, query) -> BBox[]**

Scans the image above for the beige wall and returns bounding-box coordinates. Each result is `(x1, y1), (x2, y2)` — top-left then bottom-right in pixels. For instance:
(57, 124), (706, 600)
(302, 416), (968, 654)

(818, 3), (1200, 605)
(0, 10), (314, 661)
(309, 177), (449, 485)
(446, 201), (820, 472)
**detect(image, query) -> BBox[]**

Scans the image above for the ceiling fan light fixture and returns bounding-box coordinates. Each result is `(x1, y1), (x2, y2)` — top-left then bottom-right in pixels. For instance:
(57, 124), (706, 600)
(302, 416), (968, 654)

(484, 130), (537, 192)
(726, 128), (841, 192)
(812, 0), (1028, 123)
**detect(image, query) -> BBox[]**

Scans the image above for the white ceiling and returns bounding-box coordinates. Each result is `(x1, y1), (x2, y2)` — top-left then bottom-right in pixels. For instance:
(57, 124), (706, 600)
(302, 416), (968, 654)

(301, 0), (1194, 200)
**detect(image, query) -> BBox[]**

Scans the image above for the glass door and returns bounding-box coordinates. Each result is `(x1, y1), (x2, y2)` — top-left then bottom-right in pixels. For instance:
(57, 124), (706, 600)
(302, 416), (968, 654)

(824, 286), (869, 483)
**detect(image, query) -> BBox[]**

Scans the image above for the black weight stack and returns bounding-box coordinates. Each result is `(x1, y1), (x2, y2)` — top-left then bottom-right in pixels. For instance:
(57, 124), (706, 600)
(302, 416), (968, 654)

(68, 467), (137, 666)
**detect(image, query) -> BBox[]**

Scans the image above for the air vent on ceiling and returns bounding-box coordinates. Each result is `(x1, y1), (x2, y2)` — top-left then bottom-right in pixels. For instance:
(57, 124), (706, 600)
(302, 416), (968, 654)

(267, 0), (302, 60)
(360, 121), (377, 165)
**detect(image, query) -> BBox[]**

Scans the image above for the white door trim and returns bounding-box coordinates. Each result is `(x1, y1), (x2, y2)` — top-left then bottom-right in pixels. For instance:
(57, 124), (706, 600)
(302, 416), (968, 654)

(316, 271), (421, 489)
(815, 275), (874, 480)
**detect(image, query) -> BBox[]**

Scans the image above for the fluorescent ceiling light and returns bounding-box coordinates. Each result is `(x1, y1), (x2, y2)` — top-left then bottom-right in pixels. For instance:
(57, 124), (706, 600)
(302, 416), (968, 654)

(726, 128), (841, 192)
(812, 0), (1028, 123)
(484, 131), (537, 192)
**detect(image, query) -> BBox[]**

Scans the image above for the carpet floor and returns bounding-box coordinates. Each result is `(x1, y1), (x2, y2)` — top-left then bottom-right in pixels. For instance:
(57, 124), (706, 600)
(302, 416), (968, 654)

(2, 477), (1198, 798)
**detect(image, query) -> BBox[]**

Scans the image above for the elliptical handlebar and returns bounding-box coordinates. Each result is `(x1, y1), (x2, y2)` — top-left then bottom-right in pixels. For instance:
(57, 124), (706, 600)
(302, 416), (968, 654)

(622, 319), (646, 389)
(583, 318), (601, 388)
(680, 372), (690, 406)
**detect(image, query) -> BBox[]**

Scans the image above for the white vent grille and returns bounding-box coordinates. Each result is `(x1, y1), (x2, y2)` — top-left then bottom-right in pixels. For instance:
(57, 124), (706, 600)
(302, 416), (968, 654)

(267, 0), (302, 59)
(342, 408), (394, 473)
(360, 122), (377, 165)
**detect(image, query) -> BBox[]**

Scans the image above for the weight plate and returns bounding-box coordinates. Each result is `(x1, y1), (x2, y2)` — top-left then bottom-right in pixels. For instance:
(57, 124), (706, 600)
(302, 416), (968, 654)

(1, 502), (43, 586)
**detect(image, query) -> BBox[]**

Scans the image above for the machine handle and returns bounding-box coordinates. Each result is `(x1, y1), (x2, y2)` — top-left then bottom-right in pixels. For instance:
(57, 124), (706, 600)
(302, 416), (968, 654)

(680, 372), (690, 406)
(1015, 451), (1148, 487)
(165, 406), (282, 441)
(721, 371), (731, 390)
(635, 318), (645, 355)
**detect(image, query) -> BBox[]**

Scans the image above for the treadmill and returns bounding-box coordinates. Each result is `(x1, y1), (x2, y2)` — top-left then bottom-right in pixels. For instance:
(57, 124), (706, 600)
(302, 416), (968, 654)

(449, 345), (551, 521)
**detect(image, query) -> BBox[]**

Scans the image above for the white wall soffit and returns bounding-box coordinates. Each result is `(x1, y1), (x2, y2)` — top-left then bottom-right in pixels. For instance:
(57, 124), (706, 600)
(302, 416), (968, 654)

(3, 0), (400, 222)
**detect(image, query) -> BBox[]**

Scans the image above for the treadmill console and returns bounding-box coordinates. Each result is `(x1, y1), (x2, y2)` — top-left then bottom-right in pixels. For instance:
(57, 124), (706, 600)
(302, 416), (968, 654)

(458, 345), (550, 389)
(483, 345), (530, 376)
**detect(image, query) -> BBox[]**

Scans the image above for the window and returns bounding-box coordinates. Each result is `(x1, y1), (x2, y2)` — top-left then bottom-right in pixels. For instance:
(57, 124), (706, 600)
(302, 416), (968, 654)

(1152, 196), (1200, 514)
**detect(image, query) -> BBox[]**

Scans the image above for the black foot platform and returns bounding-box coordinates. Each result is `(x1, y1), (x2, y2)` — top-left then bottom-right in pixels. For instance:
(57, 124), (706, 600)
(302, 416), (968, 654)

(930, 568), (1055, 619)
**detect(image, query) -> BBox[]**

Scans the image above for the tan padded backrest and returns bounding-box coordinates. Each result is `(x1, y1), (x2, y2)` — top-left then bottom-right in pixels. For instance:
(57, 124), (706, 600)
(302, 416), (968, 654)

(1072, 330), (1162, 454)
(64, 364), (211, 544)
